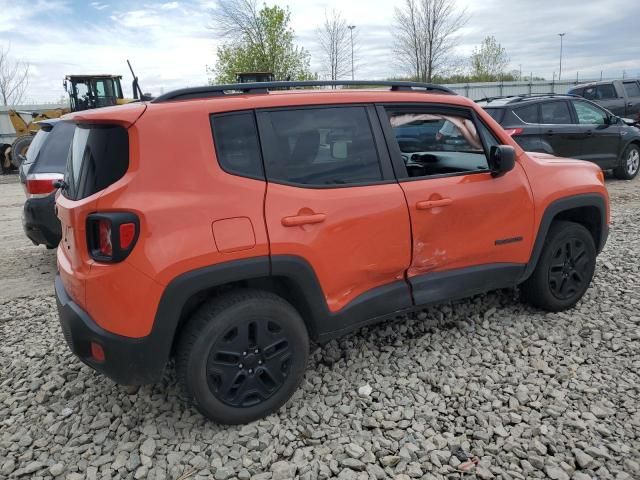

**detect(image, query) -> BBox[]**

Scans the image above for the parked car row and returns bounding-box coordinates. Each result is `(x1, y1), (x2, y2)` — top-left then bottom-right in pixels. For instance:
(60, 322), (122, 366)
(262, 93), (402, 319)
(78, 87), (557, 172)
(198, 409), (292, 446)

(477, 94), (640, 180)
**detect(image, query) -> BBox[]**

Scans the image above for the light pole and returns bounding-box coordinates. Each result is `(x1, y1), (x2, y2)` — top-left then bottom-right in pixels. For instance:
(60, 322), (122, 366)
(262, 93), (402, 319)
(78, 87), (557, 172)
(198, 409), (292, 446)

(348, 25), (356, 80)
(558, 33), (566, 81)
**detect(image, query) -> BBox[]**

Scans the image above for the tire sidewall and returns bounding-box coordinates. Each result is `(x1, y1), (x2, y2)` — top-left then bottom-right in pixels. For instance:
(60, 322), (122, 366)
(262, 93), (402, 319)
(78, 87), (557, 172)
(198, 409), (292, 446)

(617, 144), (640, 180)
(184, 297), (309, 424)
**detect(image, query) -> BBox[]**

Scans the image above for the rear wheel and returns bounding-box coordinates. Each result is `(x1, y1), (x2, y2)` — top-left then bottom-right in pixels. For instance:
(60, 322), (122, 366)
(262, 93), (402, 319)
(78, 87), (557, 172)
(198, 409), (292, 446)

(521, 221), (596, 311)
(11, 135), (33, 167)
(176, 290), (309, 424)
(614, 144), (640, 180)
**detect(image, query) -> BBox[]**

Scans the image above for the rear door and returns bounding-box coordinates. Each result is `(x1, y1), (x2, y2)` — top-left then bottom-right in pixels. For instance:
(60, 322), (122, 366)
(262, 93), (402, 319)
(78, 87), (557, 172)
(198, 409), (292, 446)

(539, 100), (583, 158)
(622, 81), (640, 119)
(257, 105), (413, 327)
(570, 99), (620, 168)
(504, 103), (542, 152)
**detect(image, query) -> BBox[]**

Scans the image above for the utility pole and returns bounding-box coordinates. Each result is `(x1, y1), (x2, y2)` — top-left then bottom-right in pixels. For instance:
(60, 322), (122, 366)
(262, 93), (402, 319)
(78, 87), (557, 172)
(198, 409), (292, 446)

(558, 33), (566, 81)
(348, 25), (356, 80)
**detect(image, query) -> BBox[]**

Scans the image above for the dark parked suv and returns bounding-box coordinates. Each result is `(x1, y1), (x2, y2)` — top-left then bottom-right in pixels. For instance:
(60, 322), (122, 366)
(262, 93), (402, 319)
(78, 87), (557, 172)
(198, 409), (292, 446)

(478, 94), (640, 180)
(569, 79), (640, 121)
(20, 119), (75, 248)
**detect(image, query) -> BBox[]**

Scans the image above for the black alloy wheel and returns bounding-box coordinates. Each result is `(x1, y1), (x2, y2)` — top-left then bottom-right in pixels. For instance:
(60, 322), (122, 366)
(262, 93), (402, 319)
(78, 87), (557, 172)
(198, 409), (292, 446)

(206, 317), (293, 407)
(547, 237), (591, 300)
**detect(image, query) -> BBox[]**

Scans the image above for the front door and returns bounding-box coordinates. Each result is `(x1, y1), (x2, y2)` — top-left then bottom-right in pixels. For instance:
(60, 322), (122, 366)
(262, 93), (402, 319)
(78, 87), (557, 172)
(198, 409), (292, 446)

(257, 105), (413, 328)
(570, 99), (621, 168)
(377, 104), (535, 305)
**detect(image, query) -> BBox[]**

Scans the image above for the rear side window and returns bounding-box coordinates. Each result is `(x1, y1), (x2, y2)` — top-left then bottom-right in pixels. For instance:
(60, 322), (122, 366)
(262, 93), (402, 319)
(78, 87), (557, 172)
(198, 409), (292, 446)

(211, 111), (263, 179)
(258, 107), (382, 186)
(64, 125), (128, 200)
(581, 84), (617, 100)
(513, 104), (539, 123)
(623, 81), (640, 98)
(540, 101), (573, 124)
(32, 122), (75, 174)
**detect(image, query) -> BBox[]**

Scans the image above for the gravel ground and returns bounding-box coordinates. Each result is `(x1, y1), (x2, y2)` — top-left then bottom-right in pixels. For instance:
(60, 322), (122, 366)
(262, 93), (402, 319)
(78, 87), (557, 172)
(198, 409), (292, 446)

(1, 173), (639, 480)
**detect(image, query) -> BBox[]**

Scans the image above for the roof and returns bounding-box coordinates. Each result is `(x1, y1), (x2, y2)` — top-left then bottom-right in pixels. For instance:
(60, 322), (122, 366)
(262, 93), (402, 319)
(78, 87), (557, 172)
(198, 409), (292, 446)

(572, 78), (639, 89)
(65, 75), (123, 80)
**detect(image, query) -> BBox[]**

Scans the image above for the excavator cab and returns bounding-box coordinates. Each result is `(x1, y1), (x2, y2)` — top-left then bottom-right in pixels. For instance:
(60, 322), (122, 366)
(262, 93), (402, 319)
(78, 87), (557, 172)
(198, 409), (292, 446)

(64, 75), (125, 112)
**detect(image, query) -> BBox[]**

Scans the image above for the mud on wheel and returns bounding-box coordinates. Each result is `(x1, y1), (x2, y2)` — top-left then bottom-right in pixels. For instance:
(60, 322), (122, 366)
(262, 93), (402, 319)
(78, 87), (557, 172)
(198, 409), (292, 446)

(176, 290), (309, 424)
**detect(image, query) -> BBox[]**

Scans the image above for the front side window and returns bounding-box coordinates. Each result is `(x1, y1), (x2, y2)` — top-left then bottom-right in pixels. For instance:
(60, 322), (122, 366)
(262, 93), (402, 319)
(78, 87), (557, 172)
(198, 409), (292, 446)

(211, 111), (263, 179)
(540, 101), (573, 124)
(623, 81), (640, 98)
(573, 101), (608, 125)
(259, 107), (382, 186)
(385, 108), (489, 178)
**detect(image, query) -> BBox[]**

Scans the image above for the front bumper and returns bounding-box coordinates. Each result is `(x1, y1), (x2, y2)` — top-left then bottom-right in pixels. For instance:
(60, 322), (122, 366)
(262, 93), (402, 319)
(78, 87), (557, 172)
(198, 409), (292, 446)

(55, 275), (166, 385)
(22, 193), (61, 248)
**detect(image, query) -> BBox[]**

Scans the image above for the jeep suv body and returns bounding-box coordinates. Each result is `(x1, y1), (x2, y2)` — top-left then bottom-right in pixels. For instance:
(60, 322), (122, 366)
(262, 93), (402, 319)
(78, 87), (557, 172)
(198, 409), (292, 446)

(55, 81), (609, 424)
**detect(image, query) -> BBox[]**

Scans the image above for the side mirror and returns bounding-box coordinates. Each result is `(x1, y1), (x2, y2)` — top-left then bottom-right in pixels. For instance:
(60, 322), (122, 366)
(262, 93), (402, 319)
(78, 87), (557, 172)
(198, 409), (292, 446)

(490, 145), (516, 177)
(606, 115), (618, 125)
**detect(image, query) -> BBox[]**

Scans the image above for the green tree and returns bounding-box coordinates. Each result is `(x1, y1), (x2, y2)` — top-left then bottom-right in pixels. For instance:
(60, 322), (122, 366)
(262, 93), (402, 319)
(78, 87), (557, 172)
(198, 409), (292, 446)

(470, 36), (510, 81)
(209, 1), (314, 84)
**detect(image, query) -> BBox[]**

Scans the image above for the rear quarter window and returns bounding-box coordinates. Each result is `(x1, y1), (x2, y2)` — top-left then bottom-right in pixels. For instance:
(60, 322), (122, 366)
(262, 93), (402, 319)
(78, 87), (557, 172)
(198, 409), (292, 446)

(210, 111), (263, 179)
(483, 108), (505, 123)
(24, 130), (50, 165)
(64, 125), (129, 200)
(31, 122), (75, 174)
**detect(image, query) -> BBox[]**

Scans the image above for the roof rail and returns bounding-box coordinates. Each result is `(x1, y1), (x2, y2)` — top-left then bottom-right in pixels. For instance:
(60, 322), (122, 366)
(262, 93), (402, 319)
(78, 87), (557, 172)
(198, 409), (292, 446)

(476, 93), (580, 104)
(152, 80), (456, 103)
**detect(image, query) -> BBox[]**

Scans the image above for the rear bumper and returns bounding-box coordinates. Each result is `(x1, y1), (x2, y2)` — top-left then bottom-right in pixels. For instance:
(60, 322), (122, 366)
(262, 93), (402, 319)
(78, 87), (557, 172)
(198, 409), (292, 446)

(22, 193), (61, 247)
(55, 274), (166, 385)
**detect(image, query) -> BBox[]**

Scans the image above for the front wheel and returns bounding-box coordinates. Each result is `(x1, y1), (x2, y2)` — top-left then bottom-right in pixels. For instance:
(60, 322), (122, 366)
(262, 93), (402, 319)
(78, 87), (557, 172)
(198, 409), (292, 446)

(176, 290), (309, 424)
(521, 221), (596, 311)
(614, 144), (640, 180)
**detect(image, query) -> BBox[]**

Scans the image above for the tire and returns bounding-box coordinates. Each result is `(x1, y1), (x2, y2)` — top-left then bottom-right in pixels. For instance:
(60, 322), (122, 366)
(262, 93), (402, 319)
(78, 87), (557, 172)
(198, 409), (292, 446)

(11, 135), (33, 168)
(614, 144), (640, 180)
(521, 221), (596, 312)
(176, 289), (309, 424)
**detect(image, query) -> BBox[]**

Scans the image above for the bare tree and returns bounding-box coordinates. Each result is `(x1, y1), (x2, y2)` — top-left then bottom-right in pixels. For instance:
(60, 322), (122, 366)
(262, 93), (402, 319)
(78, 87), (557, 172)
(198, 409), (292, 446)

(316, 10), (352, 80)
(0, 45), (29, 106)
(393, 0), (468, 83)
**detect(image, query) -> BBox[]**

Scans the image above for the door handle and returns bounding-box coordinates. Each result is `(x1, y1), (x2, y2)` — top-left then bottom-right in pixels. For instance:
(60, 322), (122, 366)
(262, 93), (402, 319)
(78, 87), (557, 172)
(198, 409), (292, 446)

(416, 198), (452, 210)
(546, 129), (554, 135)
(281, 213), (327, 227)
(586, 130), (593, 136)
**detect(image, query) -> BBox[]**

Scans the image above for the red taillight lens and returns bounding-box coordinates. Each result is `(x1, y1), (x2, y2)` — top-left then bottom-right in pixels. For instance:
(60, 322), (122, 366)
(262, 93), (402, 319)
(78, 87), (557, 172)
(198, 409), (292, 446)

(25, 173), (64, 198)
(90, 342), (105, 362)
(119, 223), (135, 250)
(504, 128), (524, 137)
(87, 212), (139, 263)
(98, 219), (113, 257)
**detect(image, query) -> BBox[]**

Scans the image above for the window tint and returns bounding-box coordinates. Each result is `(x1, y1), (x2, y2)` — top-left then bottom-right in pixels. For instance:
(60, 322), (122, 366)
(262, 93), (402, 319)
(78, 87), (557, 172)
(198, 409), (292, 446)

(64, 125), (128, 200)
(259, 107), (381, 186)
(386, 109), (489, 178)
(513, 104), (539, 123)
(211, 112), (263, 179)
(581, 84), (617, 100)
(32, 122), (75, 174)
(623, 81), (640, 98)
(24, 130), (50, 165)
(484, 108), (504, 123)
(573, 101), (607, 125)
(540, 101), (573, 124)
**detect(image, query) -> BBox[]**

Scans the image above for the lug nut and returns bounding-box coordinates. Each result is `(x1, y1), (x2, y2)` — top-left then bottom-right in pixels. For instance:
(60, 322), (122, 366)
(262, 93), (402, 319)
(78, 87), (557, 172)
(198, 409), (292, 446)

(238, 363), (244, 369)
(242, 351), (247, 356)
(258, 360), (263, 365)
(248, 369), (253, 374)
(254, 349), (259, 354)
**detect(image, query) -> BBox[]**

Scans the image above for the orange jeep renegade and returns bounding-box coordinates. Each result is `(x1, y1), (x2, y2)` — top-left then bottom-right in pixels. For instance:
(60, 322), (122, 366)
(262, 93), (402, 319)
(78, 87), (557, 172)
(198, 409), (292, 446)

(54, 81), (609, 424)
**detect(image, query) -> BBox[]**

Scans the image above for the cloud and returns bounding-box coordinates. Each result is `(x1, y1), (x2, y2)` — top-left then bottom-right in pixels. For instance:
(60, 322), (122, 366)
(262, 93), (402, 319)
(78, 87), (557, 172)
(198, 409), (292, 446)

(0, 0), (638, 103)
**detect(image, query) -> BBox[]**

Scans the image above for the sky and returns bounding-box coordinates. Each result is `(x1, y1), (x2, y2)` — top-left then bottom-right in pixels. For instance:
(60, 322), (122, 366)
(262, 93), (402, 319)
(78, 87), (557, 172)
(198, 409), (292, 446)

(0, 0), (638, 103)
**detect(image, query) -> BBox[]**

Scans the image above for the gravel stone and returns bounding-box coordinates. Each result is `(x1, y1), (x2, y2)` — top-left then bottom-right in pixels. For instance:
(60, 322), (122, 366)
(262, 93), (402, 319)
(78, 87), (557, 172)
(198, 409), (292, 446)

(0, 175), (638, 480)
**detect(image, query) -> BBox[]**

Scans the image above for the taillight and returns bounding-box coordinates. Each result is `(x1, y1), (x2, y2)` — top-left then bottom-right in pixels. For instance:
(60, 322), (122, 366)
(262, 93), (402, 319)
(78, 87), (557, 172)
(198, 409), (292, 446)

(504, 128), (524, 137)
(25, 173), (64, 198)
(87, 212), (139, 262)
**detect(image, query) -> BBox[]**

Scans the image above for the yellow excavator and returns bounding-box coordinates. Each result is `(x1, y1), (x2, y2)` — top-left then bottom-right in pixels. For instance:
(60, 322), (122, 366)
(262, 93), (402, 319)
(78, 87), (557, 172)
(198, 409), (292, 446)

(5, 61), (147, 169)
